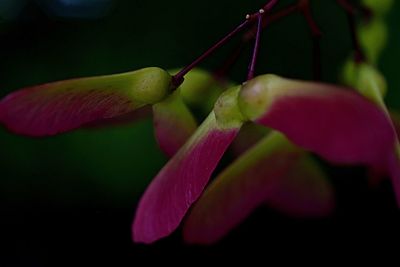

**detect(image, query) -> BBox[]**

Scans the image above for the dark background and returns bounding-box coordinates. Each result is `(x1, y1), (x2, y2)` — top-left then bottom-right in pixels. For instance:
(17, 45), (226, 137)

(1, 0), (399, 264)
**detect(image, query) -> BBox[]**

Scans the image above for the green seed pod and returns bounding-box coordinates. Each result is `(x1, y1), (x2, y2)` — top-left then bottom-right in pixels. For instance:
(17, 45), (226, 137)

(0, 66), (172, 136)
(341, 59), (356, 86)
(125, 67), (172, 104)
(214, 86), (245, 129)
(238, 74), (284, 121)
(341, 60), (387, 106)
(358, 19), (388, 64)
(356, 64), (387, 103)
(171, 68), (225, 113)
(361, 0), (394, 16)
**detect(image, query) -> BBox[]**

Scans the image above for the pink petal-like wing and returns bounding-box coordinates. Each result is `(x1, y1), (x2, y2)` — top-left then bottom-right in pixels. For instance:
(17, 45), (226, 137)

(0, 67), (171, 136)
(152, 90), (197, 157)
(132, 112), (240, 243)
(391, 112), (400, 138)
(265, 154), (334, 217)
(368, 112), (400, 187)
(84, 106), (152, 129)
(183, 132), (333, 244)
(241, 75), (396, 167)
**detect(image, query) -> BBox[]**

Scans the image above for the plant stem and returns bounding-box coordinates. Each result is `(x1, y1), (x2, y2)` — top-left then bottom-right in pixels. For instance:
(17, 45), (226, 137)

(172, 0), (280, 88)
(347, 12), (365, 63)
(244, 0), (322, 80)
(263, 0), (279, 11)
(336, 0), (372, 20)
(298, 0), (322, 80)
(336, 0), (355, 14)
(214, 1), (317, 82)
(215, 3), (298, 79)
(247, 12), (263, 80)
(243, 3), (298, 42)
(171, 20), (250, 87)
(299, 0), (321, 37)
(336, 0), (366, 63)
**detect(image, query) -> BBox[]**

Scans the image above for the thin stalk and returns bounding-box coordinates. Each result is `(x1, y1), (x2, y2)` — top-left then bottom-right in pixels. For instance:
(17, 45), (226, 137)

(336, 0), (372, 20)
(243, 3), (299, 42)
(347, 12), (365, 63)
(336, 0), (366, 63)
(247, 12), (263, 80)
(172, 20), (250, 87)
(172, 0), (280, 88)
(214, 3), (298, 79)
(298, 0), (322, 80)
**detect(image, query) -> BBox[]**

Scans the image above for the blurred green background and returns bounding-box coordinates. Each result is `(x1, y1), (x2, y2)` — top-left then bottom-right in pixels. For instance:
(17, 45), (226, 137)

(0, 0), (399, 264)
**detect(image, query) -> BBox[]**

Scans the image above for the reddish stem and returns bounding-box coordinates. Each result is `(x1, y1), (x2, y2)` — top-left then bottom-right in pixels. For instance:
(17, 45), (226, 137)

(336, 0), (356, 14)
(215, 3), (298, 79)
(171, 20), (250, 87)
(348, 13), (365, 63)
(247, 12), (263, 80)
(298, 0), (322, 80)
(244, 3), (298, 42)
(299, 0), (322, 37)
(172, 0), (280, 88)
(336, 0), (372, 20)
(263, 0), (279, 11)
(336, 0), (366, 63)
